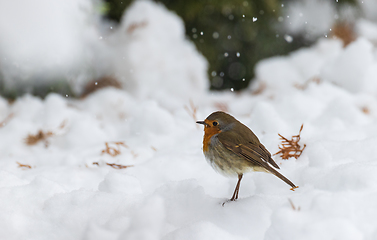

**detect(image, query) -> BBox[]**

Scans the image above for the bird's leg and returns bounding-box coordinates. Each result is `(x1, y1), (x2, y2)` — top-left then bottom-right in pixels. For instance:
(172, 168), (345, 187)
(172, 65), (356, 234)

(222, 174), (243, 206)
(230, 174), (243, 201)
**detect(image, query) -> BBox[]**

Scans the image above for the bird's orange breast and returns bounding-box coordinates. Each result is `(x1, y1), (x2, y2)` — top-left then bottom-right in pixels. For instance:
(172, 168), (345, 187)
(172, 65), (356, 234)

(202, 122), (221, 152)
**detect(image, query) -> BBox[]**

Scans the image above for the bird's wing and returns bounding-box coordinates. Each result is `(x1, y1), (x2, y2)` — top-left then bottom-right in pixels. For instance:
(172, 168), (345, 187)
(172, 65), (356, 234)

(251, 143), (280, 169)
(218, 133), (297, 189)
(218, 133), (280, 170)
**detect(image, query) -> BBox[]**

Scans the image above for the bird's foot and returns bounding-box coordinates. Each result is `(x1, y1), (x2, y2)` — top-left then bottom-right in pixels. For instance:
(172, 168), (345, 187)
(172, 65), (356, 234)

(222, 198), (237, 206)
(290, 186), (299, 191)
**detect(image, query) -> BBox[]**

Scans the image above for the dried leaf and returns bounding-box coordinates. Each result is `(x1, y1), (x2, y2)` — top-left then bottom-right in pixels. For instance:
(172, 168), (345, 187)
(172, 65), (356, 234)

(330, 22), (356, 47)
(24, 130), (54, 146)
(361, 106), (370, 115)
(81, 76), (122, 98)
(24, 120), (65, 147)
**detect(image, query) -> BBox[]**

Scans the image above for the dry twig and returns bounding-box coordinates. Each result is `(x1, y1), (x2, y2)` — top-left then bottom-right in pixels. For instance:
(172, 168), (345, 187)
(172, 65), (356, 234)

(274, 124), (306, 160)
(58, 119), (68, 129)
(16, 162), (32, 169)
(0, 113), (14, 128)
(288, 198), (300, 211)
(214, 102), (228, 112)
(127, 21), (148, 34)
(101, 141), (128, 157)
(91, 161), (132, 170)
(251, 82), (266, 95)
(106, 163), (133, 169)
(185, 100), (199, 128)
(131, 150), (138, 158)
(294, 77), (321, 90)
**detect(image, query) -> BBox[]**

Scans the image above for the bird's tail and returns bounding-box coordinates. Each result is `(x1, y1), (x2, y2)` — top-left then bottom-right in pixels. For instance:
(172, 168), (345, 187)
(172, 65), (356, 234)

(268, 167), (298, 191)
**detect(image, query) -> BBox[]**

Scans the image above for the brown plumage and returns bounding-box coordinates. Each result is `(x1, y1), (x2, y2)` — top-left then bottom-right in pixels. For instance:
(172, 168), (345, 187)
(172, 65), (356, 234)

(197, 111), (298, 203)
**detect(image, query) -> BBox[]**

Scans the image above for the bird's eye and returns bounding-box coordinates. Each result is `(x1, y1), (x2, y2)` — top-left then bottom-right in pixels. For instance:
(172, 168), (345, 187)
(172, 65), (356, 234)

(212, 121), (218, 126)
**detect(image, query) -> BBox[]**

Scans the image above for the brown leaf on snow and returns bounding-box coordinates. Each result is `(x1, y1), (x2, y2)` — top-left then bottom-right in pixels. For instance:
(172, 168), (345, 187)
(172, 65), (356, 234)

(24, 120), (68, 147)
(24, 130), (54, 146)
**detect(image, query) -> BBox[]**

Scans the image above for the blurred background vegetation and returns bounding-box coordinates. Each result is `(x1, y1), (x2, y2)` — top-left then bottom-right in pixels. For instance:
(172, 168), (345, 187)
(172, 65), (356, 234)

(104, 0), (356, 91)
(105, 0), (310, 91)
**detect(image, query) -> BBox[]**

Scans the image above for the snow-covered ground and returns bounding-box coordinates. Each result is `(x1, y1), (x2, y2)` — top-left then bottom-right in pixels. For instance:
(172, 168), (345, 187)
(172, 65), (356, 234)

(1, 1), (377, 240)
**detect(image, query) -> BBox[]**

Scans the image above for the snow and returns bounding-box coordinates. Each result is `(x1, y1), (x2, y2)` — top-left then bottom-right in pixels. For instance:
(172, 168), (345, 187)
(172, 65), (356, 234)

(111, 1), (208, 107)
(1, 0), (377, 239)
(283, 0), (336, 39)
(0, 0), (102, 89)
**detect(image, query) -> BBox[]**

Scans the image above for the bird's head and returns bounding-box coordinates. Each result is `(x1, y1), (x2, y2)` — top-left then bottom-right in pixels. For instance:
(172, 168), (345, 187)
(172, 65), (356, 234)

(196, 111), (237, 136)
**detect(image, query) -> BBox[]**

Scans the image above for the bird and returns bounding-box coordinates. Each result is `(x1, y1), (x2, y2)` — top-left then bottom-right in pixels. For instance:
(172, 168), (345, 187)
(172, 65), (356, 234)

(196, 111), (298, 203)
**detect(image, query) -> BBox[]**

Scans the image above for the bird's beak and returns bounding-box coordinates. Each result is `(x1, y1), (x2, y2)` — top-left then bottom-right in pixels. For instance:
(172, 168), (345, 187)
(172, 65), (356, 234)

(196, 121), (208, 126)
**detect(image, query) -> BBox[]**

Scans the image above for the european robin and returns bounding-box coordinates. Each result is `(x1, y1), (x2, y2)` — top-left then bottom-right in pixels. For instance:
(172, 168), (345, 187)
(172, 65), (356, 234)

(196, 111), (298, 203)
